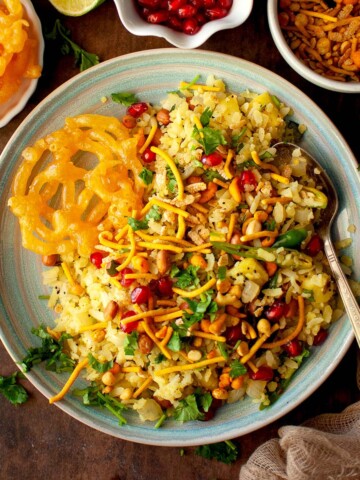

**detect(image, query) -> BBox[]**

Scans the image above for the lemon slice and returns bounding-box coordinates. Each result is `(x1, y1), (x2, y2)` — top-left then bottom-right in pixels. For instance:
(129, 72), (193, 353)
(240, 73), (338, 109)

(48, 0), (105, 16)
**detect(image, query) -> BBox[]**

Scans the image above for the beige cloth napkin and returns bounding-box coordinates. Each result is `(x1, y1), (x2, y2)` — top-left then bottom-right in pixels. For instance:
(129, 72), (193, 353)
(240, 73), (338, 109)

(240, 350), (360, 480)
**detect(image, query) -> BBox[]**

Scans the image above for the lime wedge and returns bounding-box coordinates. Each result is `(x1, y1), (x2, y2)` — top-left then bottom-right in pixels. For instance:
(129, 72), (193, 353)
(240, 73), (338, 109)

(48, 0), (106, 16)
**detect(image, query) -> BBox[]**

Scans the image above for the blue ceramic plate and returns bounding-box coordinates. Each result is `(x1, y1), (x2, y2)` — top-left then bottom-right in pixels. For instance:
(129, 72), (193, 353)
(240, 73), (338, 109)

(0, 49), (357, 446)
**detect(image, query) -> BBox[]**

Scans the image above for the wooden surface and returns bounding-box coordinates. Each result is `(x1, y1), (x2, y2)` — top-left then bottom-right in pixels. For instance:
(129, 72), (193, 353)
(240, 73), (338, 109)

(1, 1), (360, 479)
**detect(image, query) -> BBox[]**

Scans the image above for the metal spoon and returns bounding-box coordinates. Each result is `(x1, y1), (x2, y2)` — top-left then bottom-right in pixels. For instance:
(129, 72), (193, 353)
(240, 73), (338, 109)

(274, 142), (360, 348)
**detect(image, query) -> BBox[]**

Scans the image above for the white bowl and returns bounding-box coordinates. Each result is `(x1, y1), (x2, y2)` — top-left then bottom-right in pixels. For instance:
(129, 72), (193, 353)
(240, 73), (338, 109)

(267, 0), (360, 94)
(0, 0), (44, 128)
(114, 0), (253, 49)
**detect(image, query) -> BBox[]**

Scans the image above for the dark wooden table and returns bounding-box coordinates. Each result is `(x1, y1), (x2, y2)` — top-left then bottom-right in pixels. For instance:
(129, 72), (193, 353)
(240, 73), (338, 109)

(1, 1), (359, 479)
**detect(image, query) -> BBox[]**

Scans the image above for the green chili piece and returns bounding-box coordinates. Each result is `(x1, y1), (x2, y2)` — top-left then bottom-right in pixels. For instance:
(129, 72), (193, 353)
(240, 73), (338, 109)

(296, 186), (328, 209)
(272, 228), (308, 249)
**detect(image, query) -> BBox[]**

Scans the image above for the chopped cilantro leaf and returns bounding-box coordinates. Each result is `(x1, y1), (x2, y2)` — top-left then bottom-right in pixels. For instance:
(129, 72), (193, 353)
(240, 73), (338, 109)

(200, 107), (213, 127)
(231, 127), (247, 153)
(263, 219), (276, 231)
(139, 168), (154, 186)
(173, 265), (200, 289)
(124, 331), (139, 356)
(166, 166), (178, 194)
(88, 353), (113, 373)
(21, 325), (75, 373)
(202, 169), (226, 182)
(167, 331), (182, 352)
(195, 441), (239, 464)
(46, 19), (99, 72)
(217, 341), (229, 360)
(236, 159), (256, 171)
(73, 383), (127, 425)
(111, 92), (138, 106)
(146, 205), (161, 222)
(229, 359), (247, 379)
(192, 125), (227, 155)
(217, 266), (227, 280)
(127, 218), (149, 231)
(154, 353), (166, 364)
(284, 120), (304, 144)
(0, 372), (28, 405)
(173, 389), (211, 422)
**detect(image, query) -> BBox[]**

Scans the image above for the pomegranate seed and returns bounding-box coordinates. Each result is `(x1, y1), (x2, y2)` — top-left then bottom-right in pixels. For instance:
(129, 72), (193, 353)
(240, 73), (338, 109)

(283, 339), (302, 357)
(141, 147), (156, 163)
(218, 0), (233, 8)
(239, 170), (257, 192)
(120, 267), (134, 287)
(168, 0), (186, 11)
(156, 276), (174, 297)
(131, 286), (152, 304)
(90, 251), (105, 269)
(168, 14), (183, 30)
(138, 0), (162, 7)
(134, 0), (231, 33)
(177, 5), (197, 18)
(205, 7), (228, 19)
(182, 17), (200, 34)
(313, 328), (328, 346)
(265, 300), (285, 322)
(250, 366), (274, 381)
(147, 10), (169, 23)
(283, 298), (298, 318)
(201, 151), (223, 167)
(305, 234), (323, 257)
(149, 277), (174, 297)
(225, 325), (244, 346)
(121, 310), (140, 333)
(127, 102), (148, 118)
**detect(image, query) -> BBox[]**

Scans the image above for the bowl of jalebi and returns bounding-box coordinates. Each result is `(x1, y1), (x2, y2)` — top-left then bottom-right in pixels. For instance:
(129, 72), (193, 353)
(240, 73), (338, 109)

(0, 49), (358, 445)
(0, 0), (44, 128)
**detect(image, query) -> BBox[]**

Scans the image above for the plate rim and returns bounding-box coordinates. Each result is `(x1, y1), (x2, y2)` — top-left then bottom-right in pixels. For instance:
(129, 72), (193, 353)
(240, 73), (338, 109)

(0, 48), (356, 446)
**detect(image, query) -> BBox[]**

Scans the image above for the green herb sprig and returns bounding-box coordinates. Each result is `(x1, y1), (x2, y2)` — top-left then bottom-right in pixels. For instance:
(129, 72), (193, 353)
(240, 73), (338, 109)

(46, 19), (99, 72)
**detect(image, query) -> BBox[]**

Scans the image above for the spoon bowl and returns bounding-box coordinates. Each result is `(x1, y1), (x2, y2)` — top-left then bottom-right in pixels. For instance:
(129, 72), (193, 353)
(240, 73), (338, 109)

(274, 142), (360, 348)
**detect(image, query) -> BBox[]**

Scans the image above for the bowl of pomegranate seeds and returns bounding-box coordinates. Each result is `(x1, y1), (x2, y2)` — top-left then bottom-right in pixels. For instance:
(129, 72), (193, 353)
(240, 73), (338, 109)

(114, 0), (253, 48)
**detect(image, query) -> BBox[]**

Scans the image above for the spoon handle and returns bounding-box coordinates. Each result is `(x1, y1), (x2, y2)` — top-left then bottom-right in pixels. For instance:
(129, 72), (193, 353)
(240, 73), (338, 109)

(324, 237), (360, 348)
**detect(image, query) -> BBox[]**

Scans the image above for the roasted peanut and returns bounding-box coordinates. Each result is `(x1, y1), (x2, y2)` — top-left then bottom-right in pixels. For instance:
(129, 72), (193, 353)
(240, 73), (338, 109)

(41, 254), (59, 267)
(216, 278), (232, 294)
(101, 371), (116, 387)
(156, 250), (171, 275)
(156, 108), (170, 125)
(187, 349), (202, 362)
(92, 329), (106, 343)
(189, 253), (207, 269)
(138, 333), (153, 354)
(132, 255), (149, 273)
(121, 114), (137, 129)
(104, 300), (119, 321)
(236, 341), (249, 357)
(120, 388), (133, 401)
(212, 388), (229, 400)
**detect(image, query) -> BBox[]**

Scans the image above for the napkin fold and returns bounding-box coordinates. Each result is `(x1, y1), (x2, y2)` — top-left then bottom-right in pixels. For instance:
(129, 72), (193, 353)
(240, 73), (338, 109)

(240, 350), (360, 480)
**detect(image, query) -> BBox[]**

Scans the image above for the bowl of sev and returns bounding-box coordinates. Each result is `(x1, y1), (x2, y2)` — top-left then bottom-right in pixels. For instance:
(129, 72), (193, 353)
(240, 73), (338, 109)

(268, 0), (360, 93)
(0, 0), (43, 127)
